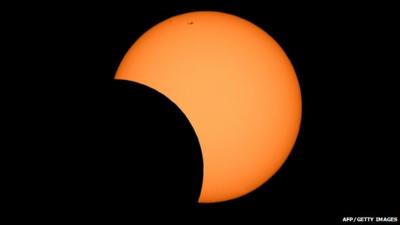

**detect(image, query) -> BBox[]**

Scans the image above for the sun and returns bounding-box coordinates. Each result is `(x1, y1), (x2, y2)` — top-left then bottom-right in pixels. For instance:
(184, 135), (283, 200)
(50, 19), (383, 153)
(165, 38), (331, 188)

(115, 11), (302, 203)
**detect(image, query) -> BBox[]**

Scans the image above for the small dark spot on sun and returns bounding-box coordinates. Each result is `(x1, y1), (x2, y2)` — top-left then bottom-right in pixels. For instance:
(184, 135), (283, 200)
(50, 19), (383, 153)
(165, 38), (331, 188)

(188, 21), (194, 25)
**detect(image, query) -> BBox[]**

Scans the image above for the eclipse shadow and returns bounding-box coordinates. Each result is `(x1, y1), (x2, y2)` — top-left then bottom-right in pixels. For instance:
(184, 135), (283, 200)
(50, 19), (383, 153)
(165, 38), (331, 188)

(105, 80), (203, 211)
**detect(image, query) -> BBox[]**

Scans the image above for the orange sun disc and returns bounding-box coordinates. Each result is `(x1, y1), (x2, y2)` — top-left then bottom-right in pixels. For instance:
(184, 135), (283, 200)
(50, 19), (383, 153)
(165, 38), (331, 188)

(116, 11), (302, 203)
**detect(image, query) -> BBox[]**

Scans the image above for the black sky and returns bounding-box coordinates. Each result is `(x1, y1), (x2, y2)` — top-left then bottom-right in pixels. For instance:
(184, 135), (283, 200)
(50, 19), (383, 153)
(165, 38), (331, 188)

(6, 1), (399, 222)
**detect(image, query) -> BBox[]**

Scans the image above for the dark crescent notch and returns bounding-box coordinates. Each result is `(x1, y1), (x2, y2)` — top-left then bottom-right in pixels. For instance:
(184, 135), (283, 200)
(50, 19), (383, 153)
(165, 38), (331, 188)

(106, 79), (204, 210)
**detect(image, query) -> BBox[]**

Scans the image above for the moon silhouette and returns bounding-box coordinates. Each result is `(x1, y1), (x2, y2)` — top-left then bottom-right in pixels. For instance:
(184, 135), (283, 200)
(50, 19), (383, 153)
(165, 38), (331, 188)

(115, 11), (302, 203)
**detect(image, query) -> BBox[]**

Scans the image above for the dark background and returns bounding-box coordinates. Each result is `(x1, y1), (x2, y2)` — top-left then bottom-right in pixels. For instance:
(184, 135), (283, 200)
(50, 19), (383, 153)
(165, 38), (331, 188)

(6, 0), (398, 223)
